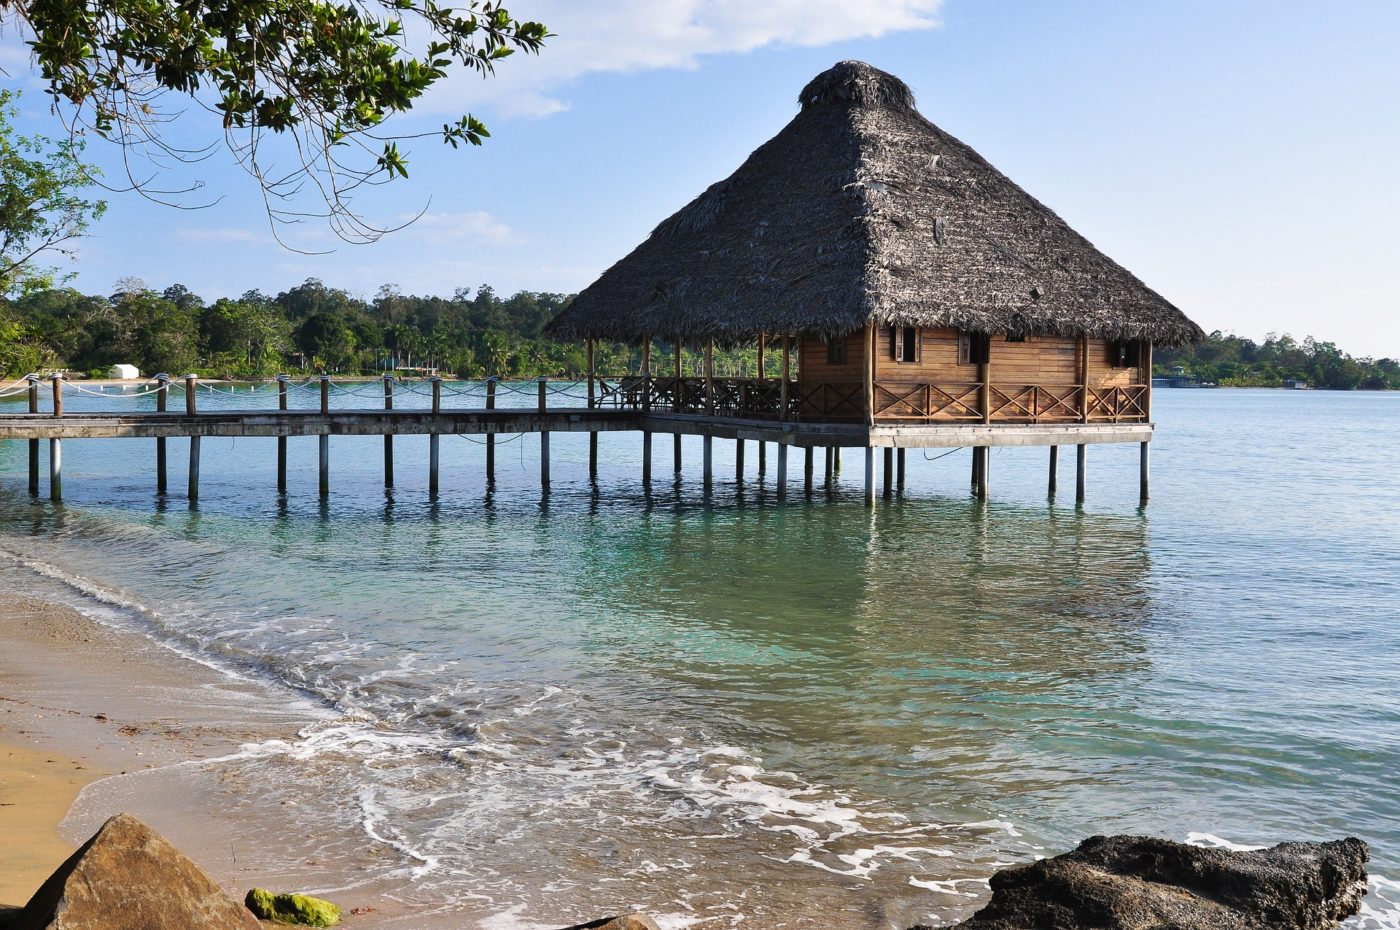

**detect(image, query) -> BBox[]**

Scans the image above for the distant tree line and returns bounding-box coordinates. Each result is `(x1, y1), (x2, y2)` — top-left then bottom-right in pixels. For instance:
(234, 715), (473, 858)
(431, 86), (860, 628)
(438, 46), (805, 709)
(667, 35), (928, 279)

(1155, 331), (1400, 390)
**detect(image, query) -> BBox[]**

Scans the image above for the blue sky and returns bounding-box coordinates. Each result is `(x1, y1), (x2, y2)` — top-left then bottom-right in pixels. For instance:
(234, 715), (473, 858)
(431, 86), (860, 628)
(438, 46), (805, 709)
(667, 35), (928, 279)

(5, 1), (1399, 356)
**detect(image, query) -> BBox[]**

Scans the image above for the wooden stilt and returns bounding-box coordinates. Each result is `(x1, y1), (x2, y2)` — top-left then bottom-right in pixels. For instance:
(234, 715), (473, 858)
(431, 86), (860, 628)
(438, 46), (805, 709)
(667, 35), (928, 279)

(642, 431), (653, 484)
(882, 448), (893, 499)
(864, 447), (875, 507)
(319, 435), (329, 498)
(1140, 441), (1150, 503)
(896, 448), (906, 493)
(804, 446), (814, 494)
(156, 375), (169, 495)
(780, 335), (791, 421)
(825, 447), (834, 484)
(834, 447), (842, 475)
(703, 435), (713, 493)
(485, 377), (496, 484)
(27, 376), (38, 496)
(276, 375), (288, 493)
(735, 439), (744, 484)
(1076, 443), (1086, 504)
(587, 338), (598, 479)
(673, 432), (682, 474)
(188, 436), (201, 502)
(383, 374), (394, 487)
(776, 443), (788, 499)
(758, 441), (766, 475)
(51, 374), (63, 417)
(971, 446), (981, 489)
(538, 378), (550, 492)
(1048, 445), (1058, 499)
(429, 376), (441, 495)
(48, 438), (61, 501)
(976, 447), (989, 501)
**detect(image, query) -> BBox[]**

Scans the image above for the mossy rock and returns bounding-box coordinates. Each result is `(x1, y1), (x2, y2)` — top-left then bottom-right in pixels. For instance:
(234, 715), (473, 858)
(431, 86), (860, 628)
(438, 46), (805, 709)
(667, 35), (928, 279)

(244, 888), (341, 927)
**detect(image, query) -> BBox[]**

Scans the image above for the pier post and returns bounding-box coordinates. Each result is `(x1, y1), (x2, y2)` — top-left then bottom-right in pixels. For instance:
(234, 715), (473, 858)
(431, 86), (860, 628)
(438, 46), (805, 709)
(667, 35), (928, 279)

(834, 447), (842, 475)
(383, 374), (394, 488)
(1075, 443), (1086, 504)
(276, 375), (288, 493)
(587, 339), (598, 481)
(674, 335), (684, 474)
(319, 375), (330, 498)
(27, 375), (39, 496)
(430, 376), (442, 496)
(641, 337), (652, 485)
(703, 435), (713, 494)
(896, 448), (906, 494)
(185, 374), (199, 502)
(1139, 441), (1150, 503)
(642, 431), (653, 484)
(735, 439), (744, 484)
(486, 377), (497, 484)
(779, 335), (790, 422)
(538, 377), (550, 491)
(804, 446), (814, 495)
(882, 448), (893, 500)
(48, 437), (61, 502)
(825, 447), (834, 486)
(863, 447), (874, 507)
(157, 374), (169, 495)
(184, 373), (196, 416)
(776, 443), (787, 499)
(971, 447), (981, 490)
(673, 433), (682, 474)
(51, 373), (63, 417)
(758, 441), (766, 476)
(1048, 445), (1058, 499)
(976, 447), (989, 501)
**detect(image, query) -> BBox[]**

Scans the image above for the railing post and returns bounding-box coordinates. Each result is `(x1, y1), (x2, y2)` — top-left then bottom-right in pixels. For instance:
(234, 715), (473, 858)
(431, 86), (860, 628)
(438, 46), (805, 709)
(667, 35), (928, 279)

(26, 375), (40, 496)
(430, 376), (442, 495)
(641, 334), (651, 412)
(184, 373), (197, 416)
(978, 361), (990, 425)
(757, 332), (766, 380)
(50, 373), (63, 417)
(486, 377), (496, 485)
(586, 338), (598, 480)
(157, 373), (170, 495)
(538, 376), (550, 492)
(383, 373), (394, 488)
(704, 340), (714, 415)
(277, 375), (288, 493)
(780, 335), (790, 422)
(864, 323), (875, 427)
(183, 373), (199, 501)
(1078, 335), (1090, 423)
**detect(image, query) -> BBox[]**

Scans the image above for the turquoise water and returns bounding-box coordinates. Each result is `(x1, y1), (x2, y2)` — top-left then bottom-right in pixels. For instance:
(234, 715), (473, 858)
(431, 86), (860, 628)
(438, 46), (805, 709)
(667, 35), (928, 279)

(2, 384), (1398, 928)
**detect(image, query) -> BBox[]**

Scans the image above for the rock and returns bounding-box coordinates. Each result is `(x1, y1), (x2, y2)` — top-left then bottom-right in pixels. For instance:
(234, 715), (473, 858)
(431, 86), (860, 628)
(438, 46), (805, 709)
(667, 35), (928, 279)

(930, 834), (1368, 930)
(16, 812), (259, 930)
(557, 915), (662, 930)
(243, 889), (341, 927)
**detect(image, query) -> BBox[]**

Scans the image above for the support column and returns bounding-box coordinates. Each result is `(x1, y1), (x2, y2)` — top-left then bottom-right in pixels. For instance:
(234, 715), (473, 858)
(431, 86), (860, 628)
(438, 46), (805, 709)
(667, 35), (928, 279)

(1076, 443), (1087, 504)
(673, 433), (683, 474)
(834, 447), (842, 475)
(383, 374), (394, 488)
(1140, 441), (1150, 503)
(642, 431), (653, 484)
(804, 446), (814, 495)
(864, 447), (875, 508)
(26, 376), (39, 496)
(976, 447), (989, 501)
(780, 335), (791, 421)
(776, 443), (788, 499)
(703, 435), (713, 493)
(185, 374), (199, 501)
(48, 438), (61, 502)
(971, 446), (981, 490)
(587, 338), (598, 481)
(538, 377), (550, 492)
(1048, 445), (1059, 499)
(896, 448), (906, 494)
(485, 377), (497, 484)
(735, 439), (745, 484)
(758, 441), (766, 476)
(825, 447), (835, 485)
(319, 374), (330, 498)
(429, 376), (442, 496)
(882, 448), (893, 500)
(674, 337), (684, 475)
(276, 375), (288, 493)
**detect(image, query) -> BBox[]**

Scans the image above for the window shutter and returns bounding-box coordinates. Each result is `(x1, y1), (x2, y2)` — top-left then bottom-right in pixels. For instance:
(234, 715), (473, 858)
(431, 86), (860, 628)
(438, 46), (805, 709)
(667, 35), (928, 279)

(892, 326), (903, 361)
(912, 327), (922, 362)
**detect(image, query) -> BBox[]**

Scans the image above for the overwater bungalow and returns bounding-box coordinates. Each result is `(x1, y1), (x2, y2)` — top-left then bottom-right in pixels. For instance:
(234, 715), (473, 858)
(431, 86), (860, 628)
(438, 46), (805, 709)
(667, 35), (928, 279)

(549, 61), (1205, 502)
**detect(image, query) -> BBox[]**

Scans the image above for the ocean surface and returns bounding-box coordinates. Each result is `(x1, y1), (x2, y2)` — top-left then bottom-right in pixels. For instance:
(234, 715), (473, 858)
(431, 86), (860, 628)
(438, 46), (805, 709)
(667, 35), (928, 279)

(2, 381), (1398, 928)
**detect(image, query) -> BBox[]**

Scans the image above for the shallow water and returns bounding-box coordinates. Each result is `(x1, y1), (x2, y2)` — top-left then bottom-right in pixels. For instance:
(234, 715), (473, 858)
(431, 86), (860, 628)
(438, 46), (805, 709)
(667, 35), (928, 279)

(2, 384), (1398, 927)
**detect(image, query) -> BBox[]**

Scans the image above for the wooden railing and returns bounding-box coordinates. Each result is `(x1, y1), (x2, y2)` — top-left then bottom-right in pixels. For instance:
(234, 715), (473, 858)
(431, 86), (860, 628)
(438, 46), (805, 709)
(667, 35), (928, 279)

(595, 377), (1148, 423)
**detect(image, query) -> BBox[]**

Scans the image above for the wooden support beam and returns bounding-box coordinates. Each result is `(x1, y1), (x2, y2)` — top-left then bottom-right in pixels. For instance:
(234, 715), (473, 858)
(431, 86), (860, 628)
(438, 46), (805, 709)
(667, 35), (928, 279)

(485, 377), (496, 484)
(705, 340), (715, 414)
(979, 360), (990, 425)
(703, 434), (713, 493)
(188, 436), (201, 502)
(320, 374), (329, 414)
(587, 338), (598, 479)
(834, 447), (842, 475)
(383, 374), (394, 488)
(48, 438), (61, 501)
(320, 374), (330, 497)
(51, 374), (63, 417)
(971, 446), (981, 490)
(1144, 339), (1154, 421)
(896, 448), (906, 493)
(1078, 335), (1090, 423)
(673, 432), (682, 474)
(776, 443), (788, 499)
(642, 430), (653, 484)
(757, 333), (766, 379)
(27, 377), (39, 495)
(538, 377), (550, 491)
(1048, 445), (1058, 499)
(864, 323), (875, 427)
(640, 334), (652, 412)
(780, 335), (790, 421)
(825, 447), (834, 485)
(674, 335), (683, 412)
(1140, 441), (1150, 504)
(184, 373), (196, 416)
(882, 447), (893, 500)
(735, 439), (745, 484)
(804, 446), (814, 495)
(864, 447), (875, 507)
(429, 376), (441, 495)
(276, 375), (287, 493)
(976, 447), (989, 501)
(156, 375), (169, 495)
(1076, 443), (1086, 503)
(757, 441), (766, 475)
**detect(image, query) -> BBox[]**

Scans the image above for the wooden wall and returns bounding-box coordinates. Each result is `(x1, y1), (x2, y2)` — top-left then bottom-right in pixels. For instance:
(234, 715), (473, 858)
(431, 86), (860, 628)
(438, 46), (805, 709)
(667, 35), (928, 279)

(799, 333), (863, 383)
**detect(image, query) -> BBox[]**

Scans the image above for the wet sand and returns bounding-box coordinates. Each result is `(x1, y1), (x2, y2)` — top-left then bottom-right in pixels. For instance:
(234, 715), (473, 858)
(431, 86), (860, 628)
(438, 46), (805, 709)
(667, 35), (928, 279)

(0, 592), (316, 908)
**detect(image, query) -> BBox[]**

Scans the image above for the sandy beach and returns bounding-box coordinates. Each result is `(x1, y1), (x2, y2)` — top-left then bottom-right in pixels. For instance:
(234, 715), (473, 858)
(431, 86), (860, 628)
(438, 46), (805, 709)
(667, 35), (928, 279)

(0, 591), (317, 910)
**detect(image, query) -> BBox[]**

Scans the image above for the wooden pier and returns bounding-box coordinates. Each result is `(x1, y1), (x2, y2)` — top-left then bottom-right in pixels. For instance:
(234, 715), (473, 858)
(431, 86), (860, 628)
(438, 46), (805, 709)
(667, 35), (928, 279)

(0, 374), (1151, 506)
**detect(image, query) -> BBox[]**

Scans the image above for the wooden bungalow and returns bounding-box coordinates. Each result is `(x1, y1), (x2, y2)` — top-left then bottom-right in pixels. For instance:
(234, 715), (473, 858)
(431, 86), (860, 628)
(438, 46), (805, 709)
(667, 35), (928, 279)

(548, 61), (1204, 502)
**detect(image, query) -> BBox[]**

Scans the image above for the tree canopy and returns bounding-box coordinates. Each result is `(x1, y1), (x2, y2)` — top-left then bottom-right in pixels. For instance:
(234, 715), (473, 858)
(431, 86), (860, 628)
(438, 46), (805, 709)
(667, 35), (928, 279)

(0, 0), (546, 242)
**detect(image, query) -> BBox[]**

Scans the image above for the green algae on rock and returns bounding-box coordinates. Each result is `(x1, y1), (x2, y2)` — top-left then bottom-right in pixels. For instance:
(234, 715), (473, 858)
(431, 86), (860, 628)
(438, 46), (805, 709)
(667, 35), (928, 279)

(244, 888), (342, 927)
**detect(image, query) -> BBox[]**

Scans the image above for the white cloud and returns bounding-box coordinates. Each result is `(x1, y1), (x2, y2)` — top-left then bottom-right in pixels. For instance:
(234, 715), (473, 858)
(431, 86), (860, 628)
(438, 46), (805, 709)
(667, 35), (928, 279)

(428, 0), (944, 118)
(401, 210), (522, 244)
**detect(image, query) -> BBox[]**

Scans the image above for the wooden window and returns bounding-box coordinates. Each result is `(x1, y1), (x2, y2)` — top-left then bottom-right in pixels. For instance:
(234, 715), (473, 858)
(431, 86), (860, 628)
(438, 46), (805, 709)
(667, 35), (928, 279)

(891, 326), (920, 363)
(958, 331), (990, 365)
(826, 336), (847, 365)
(1108, 339), (1143, 368)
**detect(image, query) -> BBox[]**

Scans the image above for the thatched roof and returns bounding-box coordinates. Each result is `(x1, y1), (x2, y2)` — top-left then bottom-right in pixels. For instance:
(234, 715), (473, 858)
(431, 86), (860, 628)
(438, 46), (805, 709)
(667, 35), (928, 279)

(548, 61), (1204, 347)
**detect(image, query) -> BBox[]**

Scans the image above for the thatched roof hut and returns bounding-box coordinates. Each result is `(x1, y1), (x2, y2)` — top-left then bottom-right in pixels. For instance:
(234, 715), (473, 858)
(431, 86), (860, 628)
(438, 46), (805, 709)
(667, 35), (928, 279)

(547, 60), (1203, 347)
